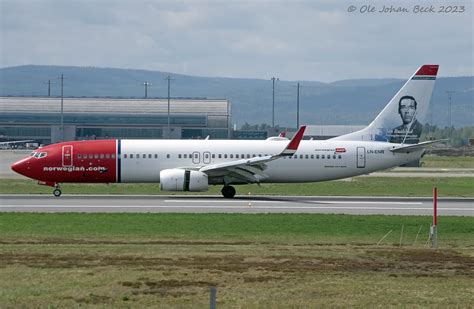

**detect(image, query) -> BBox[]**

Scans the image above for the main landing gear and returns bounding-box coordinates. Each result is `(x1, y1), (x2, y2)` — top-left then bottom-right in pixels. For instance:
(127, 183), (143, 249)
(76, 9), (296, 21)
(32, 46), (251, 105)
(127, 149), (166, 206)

(221, 185), (236, 199)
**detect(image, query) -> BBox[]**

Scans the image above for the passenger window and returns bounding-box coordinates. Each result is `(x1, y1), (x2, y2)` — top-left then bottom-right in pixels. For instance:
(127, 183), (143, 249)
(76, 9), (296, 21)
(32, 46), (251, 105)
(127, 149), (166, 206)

(130, 154), (133, 159)
(89, 154), (93, 159)
(218, 154), (222, 159)
(77, 154), (82, 159)
(311, 155), (314, 159)
(333, 155), (336, 159)
(247, 154), (250, 158)
(327, 155), (331, 159)
(94, 154), (98, 159)
(124, 154), (128, 159)
(142, 154), (146, 159)
(211, 154), (215, 159)
(299, 155), (303, 159)
(178, 154), (182, 159)
(136, 154), (139, 159)
(338, 155), (342, 159)
(112, 154), (115, 159)
(154, 154), (158, 159)
(100, 154), (104, 159)
(106, 154), (110, 159)
(305, 155), (309, 159)
(167, 154), (170, 159)
(241, 154), (244, 158)
(184, 154), (187, 159)
(224, 154), (227, 159)
(316, 155), (320, 159)
(321, 155), (325, 159)
(148, 154), (152, 159)
(236, 154), (239, 159)
(230, 154), (233, 159)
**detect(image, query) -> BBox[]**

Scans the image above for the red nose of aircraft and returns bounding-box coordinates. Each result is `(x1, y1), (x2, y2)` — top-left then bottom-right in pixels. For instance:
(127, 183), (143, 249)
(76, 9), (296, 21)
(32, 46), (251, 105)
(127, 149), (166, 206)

(11, 158), (31, 178)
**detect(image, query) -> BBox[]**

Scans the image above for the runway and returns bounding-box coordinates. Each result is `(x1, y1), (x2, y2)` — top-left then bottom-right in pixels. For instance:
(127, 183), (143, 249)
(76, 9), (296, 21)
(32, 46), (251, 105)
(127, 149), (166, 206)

(0, 195), (472, 216)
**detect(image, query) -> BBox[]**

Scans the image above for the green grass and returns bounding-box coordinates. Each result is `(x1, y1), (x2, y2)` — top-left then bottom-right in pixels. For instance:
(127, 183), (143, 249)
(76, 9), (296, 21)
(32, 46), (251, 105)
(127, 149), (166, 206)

(0, 213), (473, 307)
(1, 176), (473, 196)
(421, 155), (474, 168)
(1, 213), (472, 246)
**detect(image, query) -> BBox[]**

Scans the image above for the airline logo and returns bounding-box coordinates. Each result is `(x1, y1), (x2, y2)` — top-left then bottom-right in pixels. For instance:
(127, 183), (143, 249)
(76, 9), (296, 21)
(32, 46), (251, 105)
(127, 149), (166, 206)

(335, 148), (346, 153)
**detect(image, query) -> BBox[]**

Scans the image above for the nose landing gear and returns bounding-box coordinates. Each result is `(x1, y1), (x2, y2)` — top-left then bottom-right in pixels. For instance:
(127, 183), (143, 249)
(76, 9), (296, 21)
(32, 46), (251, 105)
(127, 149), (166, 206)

(53, 186), (62, 197)
(38, 181), (62, 197)
(221, 185), (236, 198)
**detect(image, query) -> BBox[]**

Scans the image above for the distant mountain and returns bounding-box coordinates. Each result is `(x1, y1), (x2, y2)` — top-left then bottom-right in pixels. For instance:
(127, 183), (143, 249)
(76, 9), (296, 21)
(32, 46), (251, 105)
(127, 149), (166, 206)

(1, 65), (472, 127)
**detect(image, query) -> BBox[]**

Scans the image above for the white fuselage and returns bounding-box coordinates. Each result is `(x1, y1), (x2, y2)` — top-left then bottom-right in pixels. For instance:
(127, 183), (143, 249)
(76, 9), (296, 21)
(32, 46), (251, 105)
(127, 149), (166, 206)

(119, 139), (422, 183)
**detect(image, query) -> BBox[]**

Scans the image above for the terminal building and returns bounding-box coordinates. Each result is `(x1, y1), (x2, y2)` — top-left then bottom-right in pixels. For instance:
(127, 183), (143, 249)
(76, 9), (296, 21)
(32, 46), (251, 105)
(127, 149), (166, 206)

(0, 96), (367, 145)
(0, 97), (231, 144)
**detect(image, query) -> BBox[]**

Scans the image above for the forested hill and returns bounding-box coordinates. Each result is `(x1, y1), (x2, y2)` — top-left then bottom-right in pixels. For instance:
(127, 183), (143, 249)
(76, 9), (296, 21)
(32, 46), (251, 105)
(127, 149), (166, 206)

(1, 65), (472, 127)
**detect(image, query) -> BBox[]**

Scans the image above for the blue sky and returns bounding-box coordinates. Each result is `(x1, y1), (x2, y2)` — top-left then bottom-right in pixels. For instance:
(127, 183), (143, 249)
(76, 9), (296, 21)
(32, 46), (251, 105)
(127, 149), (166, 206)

(1, 0), (472, 81)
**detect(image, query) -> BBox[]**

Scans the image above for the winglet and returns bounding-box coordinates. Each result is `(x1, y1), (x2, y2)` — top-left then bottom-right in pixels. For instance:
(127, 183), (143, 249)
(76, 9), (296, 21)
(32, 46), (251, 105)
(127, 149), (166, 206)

(279, 126), (306, 156)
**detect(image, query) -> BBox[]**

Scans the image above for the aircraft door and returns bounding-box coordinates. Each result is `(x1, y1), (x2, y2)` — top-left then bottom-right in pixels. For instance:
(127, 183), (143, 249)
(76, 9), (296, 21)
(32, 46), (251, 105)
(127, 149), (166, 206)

(62, 145), (73, 167)
(356, 147), (365, 168)
(192, 151), (200, 164)
(203, 151), (211, 164)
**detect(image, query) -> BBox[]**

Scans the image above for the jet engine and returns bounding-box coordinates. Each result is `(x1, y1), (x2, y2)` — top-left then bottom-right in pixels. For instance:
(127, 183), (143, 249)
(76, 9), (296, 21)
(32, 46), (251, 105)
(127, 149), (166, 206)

(159, 169), (208, 192)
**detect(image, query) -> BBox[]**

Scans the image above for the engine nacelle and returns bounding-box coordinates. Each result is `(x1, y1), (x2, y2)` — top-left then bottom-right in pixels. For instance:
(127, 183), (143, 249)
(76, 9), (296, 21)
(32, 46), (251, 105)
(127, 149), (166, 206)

(159, 169), (208, 192)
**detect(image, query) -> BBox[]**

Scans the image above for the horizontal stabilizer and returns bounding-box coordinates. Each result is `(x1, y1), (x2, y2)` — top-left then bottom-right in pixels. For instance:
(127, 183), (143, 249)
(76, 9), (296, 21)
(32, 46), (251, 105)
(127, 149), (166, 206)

(390, 139), (447, 153)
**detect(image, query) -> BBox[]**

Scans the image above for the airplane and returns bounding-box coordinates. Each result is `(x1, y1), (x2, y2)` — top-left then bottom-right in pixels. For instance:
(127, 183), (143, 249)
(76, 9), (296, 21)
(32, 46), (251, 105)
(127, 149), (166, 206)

(11, 64), (440, 198)
(0, 140), (35, 149)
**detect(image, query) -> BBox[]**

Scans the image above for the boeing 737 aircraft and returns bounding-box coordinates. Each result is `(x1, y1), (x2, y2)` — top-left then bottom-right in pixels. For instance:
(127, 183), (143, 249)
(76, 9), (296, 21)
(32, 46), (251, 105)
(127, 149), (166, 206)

(11, 65), (440, 198)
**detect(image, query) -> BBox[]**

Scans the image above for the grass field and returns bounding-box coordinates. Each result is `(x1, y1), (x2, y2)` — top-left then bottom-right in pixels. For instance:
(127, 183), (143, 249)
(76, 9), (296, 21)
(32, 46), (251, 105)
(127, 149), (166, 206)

(1, 176), (473, 197)
(0, 213), (473, 307)
(421, 155), (474, 168)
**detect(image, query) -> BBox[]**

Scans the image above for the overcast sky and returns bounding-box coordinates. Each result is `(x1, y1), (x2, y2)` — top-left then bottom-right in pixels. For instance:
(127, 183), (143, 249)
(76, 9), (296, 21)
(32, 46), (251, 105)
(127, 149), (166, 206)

(1, 0), (472, 82)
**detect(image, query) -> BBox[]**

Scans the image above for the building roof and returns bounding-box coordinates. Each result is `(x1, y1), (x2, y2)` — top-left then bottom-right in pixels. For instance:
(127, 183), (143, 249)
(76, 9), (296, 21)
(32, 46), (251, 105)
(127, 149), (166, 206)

(0, 97), (230, 115)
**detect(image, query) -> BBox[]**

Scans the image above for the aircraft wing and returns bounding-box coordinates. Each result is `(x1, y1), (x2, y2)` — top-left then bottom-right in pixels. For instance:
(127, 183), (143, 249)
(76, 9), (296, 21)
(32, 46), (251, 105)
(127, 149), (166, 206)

(198, 126), (306, 183)
(390, 139), (447, 153)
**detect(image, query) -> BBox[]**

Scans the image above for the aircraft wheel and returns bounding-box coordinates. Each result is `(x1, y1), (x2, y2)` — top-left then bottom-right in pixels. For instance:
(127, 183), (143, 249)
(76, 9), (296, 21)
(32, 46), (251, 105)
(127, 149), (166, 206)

(53, 188), (62, 197)
(221, 186), (236, 199)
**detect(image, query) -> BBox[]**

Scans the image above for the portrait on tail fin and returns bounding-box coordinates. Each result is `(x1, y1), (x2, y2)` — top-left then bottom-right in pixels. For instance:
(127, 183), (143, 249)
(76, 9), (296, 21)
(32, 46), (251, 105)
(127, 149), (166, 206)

(388, 95), (422, 144)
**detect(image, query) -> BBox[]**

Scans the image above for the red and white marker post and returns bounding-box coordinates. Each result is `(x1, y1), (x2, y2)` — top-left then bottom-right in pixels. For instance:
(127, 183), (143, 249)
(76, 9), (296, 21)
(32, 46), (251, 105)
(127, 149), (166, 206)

(431, 187), (438, 248)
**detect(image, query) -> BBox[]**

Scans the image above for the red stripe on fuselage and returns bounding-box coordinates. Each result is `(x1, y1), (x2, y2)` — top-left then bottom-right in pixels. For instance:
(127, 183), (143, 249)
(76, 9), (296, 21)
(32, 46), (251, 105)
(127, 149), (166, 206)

(28, 140), (117, 183)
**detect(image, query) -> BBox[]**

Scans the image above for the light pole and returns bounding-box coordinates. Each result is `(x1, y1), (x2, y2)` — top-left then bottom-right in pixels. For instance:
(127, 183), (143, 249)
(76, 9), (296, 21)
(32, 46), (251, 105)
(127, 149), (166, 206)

(60, 74), (64, 142)
(271, 76), (279, 127)
(446, 90), (455, 128)
(165, 75), (174, 138)
(44, 79), (53, 97)
(296, 82), (300, 128)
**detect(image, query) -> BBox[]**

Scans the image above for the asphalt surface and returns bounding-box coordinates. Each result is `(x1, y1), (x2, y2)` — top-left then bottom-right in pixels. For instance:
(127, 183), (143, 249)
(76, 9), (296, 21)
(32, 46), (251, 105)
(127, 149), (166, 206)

(0, 195), (472, 216)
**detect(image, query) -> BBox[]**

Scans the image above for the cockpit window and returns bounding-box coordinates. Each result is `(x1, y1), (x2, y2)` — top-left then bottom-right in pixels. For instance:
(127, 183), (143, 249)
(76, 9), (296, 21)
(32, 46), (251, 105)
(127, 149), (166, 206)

(32, 152), (47, 158)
